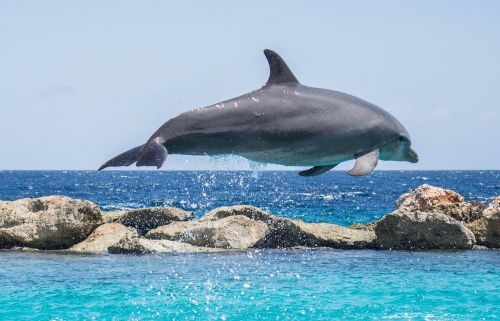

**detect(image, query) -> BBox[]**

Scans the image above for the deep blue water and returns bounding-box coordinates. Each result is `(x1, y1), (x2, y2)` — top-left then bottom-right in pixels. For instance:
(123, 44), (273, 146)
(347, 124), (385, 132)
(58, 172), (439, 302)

(0, 170), (499, 320)
(1, 170), (499, 225)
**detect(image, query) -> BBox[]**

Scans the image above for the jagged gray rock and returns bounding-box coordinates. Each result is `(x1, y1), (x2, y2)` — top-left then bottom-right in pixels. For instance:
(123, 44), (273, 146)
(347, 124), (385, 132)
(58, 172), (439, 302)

(467, 197), (500, 248)
(202, 205), (375, 249)
(0, 196), (102, 250)
(349, 222), (376, 231)
(1, 185), (497, 253)
(202, 205), (273, 222)
(102, 211), (127, 224)
(69, 223), (139, 253)
(147, 215), (268, 249)
(291, 221), (376, 249)
(251, 217), (375, 249)
(108, 233), (223, 254)
(105, 206), (193, 235)
(375, 210), (476, 250)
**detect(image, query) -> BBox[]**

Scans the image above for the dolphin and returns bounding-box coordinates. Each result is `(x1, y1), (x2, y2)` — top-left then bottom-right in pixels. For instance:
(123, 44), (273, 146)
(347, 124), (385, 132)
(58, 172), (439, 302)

(99, 49), (418, 176)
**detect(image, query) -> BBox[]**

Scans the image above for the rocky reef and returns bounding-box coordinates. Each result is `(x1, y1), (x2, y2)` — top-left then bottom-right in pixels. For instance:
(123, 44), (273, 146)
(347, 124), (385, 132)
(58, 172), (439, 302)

(0, 184), (498, 254)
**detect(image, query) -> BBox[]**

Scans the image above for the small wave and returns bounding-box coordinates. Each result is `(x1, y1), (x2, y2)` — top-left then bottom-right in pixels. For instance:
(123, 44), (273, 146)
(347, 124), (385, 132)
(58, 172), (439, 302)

(323, 195), (334, 201)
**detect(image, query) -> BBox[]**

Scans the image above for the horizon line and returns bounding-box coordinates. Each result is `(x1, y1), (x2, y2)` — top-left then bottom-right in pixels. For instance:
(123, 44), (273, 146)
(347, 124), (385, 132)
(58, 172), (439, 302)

(1, 169), (499, 172)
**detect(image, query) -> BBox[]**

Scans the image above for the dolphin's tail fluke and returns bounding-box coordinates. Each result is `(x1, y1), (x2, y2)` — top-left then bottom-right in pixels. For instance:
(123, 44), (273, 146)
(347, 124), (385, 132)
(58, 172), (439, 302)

(98, 144), (145, 171)
(136, 138), (168, 169)
(98, 138), (168, 171)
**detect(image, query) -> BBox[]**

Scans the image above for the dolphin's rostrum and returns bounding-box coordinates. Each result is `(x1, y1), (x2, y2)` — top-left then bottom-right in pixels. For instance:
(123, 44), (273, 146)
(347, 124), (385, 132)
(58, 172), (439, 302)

(99, 50), (418, 176)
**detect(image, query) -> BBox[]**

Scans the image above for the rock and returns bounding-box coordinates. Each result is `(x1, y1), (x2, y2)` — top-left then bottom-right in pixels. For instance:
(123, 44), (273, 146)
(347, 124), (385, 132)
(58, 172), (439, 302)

(0, 196), (102, 250)
(397, 184), (463, 210)
(254, 217), (310, 248)
(466, 219), (489, 246)
(375, 210), (476, 250)
(469, 202), (488, 221)
(1, 187), (493, 253)
(102, 211), (127, 224)
(202, 205), (375, 249)
(202, 205), (272, 222)
(1, 246), (39, 252)
(201, 205), (315, 247)
(107, 206), (193, 235)
(483, 196), (500, 217)
(69, 223), (139, 253)
(396, 184), (484, 223)
(254, 217), (375, 249)
(147, 215), (268, 249)
(349, 222), (376, 231)
(108, 233), (223, 254)
(290, 221), (376, 249)
(467, 197), (500, 248)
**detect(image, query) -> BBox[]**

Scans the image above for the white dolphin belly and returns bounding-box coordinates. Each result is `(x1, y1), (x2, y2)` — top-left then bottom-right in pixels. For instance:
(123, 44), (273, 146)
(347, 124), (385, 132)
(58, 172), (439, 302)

(239, 149), (354, 166)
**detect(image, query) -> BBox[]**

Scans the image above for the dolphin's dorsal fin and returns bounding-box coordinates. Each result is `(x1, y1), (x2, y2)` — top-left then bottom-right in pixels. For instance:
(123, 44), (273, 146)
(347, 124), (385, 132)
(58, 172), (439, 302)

(264, 49), (299, 85)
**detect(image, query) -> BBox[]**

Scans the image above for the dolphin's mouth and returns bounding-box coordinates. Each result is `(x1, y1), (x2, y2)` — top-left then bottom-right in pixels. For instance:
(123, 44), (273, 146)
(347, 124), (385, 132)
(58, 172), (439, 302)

(406, 148), (419, 163)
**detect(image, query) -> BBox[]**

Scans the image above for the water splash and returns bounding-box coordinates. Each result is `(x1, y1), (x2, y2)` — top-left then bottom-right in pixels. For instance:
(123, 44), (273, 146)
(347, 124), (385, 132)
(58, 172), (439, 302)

(248, 160), (267, 179)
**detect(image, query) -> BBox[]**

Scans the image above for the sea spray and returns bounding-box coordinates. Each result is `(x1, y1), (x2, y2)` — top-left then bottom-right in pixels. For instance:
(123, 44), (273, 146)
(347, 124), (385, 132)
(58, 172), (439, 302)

(248, 160), (267, 179)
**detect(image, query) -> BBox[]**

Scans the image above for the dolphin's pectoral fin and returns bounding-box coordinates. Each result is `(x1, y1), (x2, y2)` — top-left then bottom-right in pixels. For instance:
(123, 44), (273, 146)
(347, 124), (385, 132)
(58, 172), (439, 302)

(98, 144), (145, 171)
(299, 164), (338, 177)
(348, 149), (379, 176)
(264, 49), (299, 85)
(136, 138), (168, 169)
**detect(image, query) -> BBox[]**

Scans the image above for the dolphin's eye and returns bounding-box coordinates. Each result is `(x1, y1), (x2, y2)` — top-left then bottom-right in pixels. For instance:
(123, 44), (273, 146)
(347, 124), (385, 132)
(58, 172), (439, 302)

(399, 135), (409, 143)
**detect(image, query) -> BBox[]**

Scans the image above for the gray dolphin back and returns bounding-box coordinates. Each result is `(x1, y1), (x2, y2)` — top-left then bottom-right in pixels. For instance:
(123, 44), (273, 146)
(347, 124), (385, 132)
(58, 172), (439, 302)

(98, 49), (417, 175)
(98, 49), (300, 172)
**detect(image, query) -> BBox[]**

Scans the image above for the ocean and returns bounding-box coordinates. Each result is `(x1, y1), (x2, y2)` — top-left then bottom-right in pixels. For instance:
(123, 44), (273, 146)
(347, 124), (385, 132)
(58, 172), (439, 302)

(0, 170), (499, 320)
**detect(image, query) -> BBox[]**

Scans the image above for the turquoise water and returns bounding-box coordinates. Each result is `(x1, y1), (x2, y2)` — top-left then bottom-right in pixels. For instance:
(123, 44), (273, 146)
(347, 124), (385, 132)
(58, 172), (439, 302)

(0, 171), (499, 320)
(0, 250), (498, 320)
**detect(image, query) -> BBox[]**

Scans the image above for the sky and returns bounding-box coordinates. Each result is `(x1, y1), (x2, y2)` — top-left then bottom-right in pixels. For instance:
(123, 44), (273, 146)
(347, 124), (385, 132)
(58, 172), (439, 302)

(0, 1), (499, 170)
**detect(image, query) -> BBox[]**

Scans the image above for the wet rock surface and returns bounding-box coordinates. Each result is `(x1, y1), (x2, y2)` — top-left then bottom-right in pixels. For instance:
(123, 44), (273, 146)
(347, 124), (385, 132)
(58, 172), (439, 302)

(69, 223), (139, 253)
(1, 185), (498, 253)
(105, 206), (193, 235)
(291, 221), (376, 249)
(147, 215), (268, 249)
(201, 205), (273, 222)
(0, 196), (102, 250)
(374, 185), (485, 250)
(467, 196), (500, 248)
(375, 210), (476, 250)
(108, 234), (222, 254)
(203, 205), (375, 249)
